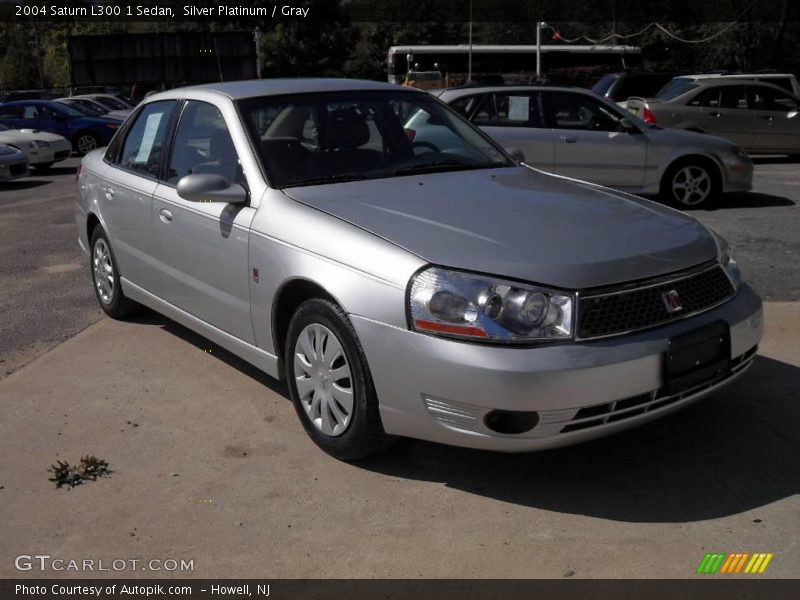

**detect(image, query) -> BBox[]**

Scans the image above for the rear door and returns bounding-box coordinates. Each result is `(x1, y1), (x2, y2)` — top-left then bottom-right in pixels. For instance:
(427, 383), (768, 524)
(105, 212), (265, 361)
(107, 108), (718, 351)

(542, 91), (647, 188)
(99, 100), (178, 294)
(473, 91), (555, 172)
(692, 85), (755, 148)
(747, 84), (800, 153)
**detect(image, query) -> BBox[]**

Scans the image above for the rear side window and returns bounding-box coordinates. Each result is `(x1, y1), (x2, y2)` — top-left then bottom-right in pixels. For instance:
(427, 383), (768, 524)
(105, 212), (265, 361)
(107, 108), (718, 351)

(757, 77), (792, 93)
(117, 101), (175, 178)
(493, 93), (542, 127)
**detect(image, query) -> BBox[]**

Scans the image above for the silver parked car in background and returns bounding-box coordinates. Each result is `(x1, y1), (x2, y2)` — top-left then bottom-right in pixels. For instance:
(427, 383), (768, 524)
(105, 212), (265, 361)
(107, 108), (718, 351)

(75, 79), (762, 460)
(423, 85), (753, 207)
(626, 79), (800, 157)
(0, 143), (29, 181)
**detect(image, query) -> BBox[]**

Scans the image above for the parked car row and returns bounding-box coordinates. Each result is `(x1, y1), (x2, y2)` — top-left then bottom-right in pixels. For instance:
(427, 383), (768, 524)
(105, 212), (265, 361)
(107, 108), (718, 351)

(0, 100), (123, 156)
(415, 84), (753, 207)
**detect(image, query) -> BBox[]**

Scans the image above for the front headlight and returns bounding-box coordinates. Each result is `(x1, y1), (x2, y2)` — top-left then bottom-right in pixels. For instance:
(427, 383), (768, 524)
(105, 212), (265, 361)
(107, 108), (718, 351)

(33, 140), (51, 148)
(711, 230), (741, 290)
(408, 266), (574, 343)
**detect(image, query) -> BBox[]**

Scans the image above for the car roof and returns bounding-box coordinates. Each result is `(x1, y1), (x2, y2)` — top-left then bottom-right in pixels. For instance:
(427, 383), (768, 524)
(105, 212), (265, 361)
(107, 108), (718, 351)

(439, 84), (584, 99)
(690, 78), (796, 93)
(147, 78), (418, 102)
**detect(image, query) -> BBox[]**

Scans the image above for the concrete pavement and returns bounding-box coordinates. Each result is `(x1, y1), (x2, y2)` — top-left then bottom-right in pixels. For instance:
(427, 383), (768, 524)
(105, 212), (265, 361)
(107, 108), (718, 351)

(0, 303), (797, 579)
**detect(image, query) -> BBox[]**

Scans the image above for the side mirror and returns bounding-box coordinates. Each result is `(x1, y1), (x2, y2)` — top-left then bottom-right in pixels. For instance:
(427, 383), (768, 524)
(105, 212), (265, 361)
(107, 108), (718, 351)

(506, 147), (526, 163)
(177, 174), (247, 204)
(619, 117), (640, 133)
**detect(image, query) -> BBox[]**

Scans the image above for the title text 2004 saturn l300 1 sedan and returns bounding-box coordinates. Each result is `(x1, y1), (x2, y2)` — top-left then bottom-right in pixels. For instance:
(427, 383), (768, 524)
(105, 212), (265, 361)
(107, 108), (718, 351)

(75, 79), (763, 460)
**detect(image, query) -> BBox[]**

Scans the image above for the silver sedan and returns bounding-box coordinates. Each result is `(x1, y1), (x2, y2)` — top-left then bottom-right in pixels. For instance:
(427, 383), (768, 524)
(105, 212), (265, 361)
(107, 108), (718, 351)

(75, 79), (762, 459)
(425, 85), (753, 208)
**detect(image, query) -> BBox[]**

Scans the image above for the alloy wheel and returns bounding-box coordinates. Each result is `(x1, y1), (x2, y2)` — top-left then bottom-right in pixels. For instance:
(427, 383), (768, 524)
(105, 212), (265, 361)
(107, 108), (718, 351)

(77, 134), (98, 155)
(671, 165), (711, 206)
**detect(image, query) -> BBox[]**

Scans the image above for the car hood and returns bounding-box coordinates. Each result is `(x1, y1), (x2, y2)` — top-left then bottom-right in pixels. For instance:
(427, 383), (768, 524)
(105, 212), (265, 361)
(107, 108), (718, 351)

(12, 129), (69, 143)
(283, 167), (718, 289)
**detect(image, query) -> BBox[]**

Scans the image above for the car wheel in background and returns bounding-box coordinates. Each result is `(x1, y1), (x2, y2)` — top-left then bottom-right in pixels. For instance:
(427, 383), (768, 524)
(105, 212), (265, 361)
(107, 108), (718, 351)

(74, 132), (100, 156)
(661, 160), (719, 208)
(285, 298), (392, 460)
(89, 226), (139, 319)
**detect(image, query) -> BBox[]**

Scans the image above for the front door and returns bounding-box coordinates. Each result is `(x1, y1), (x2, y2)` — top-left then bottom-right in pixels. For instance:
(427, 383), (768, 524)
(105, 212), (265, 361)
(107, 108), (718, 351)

(152, 100), (256, 343)
(542, 91), (647, 188)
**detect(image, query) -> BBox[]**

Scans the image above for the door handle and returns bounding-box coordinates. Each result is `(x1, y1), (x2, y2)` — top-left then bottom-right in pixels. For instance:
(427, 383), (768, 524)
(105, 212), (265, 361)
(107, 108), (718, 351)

(104, 187), (114, 200)
(560, 135), (578, 143)
(159, 208), (173, 223)
(761, 115), (774, 121)
(708, 111), (722, 118)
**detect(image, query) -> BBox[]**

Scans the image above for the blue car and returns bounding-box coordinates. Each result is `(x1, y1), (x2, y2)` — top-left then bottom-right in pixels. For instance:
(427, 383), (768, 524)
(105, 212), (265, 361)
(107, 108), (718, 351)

(0, 100), (123, 155)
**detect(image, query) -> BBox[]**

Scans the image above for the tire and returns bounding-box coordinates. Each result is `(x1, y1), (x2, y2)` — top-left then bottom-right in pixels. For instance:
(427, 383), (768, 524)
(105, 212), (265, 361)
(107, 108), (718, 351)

(74, 132), (100, 156)
(89, 226), (139, 319)
(661, 160), (719, 208)
(32, 162), (54, 172)
(285, 298), (392, 460)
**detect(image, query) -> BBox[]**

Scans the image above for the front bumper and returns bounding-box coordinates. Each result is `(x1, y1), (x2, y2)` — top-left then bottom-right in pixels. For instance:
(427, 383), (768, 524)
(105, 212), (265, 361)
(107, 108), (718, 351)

(352, 283), (762, 452)
(720, 153), (754, 194)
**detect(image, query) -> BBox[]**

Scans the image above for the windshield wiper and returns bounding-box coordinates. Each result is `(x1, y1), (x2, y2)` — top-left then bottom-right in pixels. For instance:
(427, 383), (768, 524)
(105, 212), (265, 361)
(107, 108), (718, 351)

(287, 173), (371, 187)
(390, 160), (486, 176)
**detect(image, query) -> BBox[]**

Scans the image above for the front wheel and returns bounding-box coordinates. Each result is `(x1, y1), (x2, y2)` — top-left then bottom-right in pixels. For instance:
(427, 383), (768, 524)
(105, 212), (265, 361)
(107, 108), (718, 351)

(89, 227), (139, 319)
(285, 299), (392, 460)
(661, 161), (719, 208)
(74, 132), (100, 156)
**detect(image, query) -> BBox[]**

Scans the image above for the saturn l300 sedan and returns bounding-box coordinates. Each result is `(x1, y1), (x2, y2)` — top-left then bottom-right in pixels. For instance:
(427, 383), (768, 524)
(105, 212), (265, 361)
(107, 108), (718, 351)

(75, 79), (762, 460)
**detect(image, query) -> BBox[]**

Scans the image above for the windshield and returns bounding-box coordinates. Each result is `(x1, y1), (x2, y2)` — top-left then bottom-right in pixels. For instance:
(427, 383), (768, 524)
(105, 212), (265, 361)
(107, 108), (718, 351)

(239, 90), (512, 188)
(92, 96), (128, 110)
(656, 78), (698, 101)
(60, 100), (102, 116)
(51, 103), (84, 118)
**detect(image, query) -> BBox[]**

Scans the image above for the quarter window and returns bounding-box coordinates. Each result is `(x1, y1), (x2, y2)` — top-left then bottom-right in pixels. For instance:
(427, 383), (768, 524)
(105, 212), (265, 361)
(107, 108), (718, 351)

(167, 101), (243, 186)
(118, 101), (174, 177)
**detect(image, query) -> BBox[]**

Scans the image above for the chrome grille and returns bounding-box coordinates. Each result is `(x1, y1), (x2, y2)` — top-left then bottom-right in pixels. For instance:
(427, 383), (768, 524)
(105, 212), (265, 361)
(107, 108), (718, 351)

(577, 264), (735, 340)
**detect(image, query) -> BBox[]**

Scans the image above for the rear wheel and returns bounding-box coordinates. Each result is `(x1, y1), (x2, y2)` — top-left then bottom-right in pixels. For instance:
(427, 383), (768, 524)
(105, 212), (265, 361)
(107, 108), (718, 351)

(661, 160), (719, 208)
(285, 298), (392, 460)
(74, 132), (100, 156)
(89, 226), (139, 319)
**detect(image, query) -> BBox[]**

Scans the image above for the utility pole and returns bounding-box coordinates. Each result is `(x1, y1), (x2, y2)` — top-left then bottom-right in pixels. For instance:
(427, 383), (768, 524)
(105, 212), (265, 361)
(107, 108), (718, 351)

(536, 22), (543, 78)
(468, 0), (473, 82)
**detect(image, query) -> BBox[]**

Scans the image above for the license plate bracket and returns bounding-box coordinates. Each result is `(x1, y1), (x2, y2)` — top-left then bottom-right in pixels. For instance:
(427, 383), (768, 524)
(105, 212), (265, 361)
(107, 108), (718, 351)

(665, 321), (731, 395)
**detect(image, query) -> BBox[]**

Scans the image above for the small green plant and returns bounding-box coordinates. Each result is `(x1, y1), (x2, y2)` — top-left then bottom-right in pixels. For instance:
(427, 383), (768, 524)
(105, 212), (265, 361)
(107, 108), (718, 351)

(49, 455), (111, 489)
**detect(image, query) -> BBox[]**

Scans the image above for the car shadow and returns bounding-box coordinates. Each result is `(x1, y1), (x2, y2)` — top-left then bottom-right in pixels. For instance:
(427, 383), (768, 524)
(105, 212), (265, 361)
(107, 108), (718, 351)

(35, 165), (78, 177)
(691, 192), (796, 211)
(132, 308), (799, 523)
(751, 155), (799, 165)
(0, 179), (50, 191)
(359, 355), (799, 523)
(128, 307), (288, 397)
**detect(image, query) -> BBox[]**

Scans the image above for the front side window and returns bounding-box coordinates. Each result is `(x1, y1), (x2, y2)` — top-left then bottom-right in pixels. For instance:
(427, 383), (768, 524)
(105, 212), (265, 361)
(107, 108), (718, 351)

(239, 91), (511, 188)
(167, 101), (242, 186)
(543, 92), (623, 132)
(118, 101), (174, 177)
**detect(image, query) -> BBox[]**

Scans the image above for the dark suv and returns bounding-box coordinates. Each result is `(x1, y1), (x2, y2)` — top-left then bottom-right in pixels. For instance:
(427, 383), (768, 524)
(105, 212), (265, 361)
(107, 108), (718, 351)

(592, 72), (681, 103)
